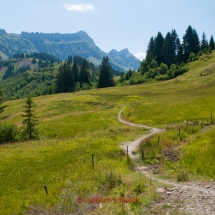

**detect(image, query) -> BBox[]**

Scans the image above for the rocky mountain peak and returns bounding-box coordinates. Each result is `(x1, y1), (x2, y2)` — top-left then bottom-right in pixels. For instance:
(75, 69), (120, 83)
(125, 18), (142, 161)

(0, 29), (7, 36)
(109, 49), (118, 56)
(76, 30), (95, 45)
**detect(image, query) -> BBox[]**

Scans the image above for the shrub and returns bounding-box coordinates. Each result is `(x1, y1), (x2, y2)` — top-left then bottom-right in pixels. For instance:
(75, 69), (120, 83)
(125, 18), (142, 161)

(98, 172), (122, 191)
(173, 67), (189, 77)
(82, 82), (91, 90)
(0, 123), (18, 144)
(130, 73), (145, 85)
(155, 74), (170, 81)
(133, 181), (146, 194)
(158, 63), (168, 75)
(188, 52), (198, 62)
(177, 170), (189, 182)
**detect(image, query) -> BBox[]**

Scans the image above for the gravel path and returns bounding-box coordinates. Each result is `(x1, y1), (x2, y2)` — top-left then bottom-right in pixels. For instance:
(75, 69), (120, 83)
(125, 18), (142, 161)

(118, 108), (215, 215)
(118, 107), (164, 158)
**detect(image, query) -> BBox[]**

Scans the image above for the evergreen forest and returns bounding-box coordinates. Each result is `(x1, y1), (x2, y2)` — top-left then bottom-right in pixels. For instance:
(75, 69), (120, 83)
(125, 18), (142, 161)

(119, 25), (215, 85)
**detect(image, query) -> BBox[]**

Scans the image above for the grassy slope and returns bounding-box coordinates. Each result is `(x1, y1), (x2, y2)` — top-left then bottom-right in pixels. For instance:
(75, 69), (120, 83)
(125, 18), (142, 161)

(122, 52), (215, 127)
(1, 51), (215, 213)
(0, 94), (154, 214)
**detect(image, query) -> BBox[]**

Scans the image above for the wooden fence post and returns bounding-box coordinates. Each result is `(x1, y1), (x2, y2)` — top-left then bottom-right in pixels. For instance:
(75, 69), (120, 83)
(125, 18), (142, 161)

(44, 185), (48, 194)
(142, 148), (144, 160)
(92, 154), (94, 169)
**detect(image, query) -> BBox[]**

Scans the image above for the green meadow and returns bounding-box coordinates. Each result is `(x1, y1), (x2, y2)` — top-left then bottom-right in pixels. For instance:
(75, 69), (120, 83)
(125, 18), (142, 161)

(1, 51), (215, 213)
(0, 93), (154, 214)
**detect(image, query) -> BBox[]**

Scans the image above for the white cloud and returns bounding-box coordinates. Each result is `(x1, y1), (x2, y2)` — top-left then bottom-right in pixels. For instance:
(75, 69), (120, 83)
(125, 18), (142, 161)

(64, 4), (94, 12)
(134, 52), (146, 61)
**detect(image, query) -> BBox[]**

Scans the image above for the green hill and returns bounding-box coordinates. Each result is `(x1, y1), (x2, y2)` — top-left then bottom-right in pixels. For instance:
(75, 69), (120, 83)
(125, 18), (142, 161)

(0, 51), (215, 214)
(0, 53), (60, 99)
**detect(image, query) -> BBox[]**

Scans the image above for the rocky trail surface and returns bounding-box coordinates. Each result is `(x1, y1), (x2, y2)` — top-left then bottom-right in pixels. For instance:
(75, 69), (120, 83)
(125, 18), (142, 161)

(118, 108), (215, 215)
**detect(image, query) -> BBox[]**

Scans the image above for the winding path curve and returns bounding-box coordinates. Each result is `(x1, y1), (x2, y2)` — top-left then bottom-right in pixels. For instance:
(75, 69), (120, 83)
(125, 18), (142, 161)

(118, 107), (164, 158)
(118, 107), (215, 215)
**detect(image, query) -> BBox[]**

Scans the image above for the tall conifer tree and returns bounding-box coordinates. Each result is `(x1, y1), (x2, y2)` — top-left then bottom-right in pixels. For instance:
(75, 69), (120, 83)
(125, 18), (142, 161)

(192, 29), (200, 54)
(56, 62), (74, 93)
(162, 32), (174, 67)
(201, 32), (208, 51)
(209, 35), (215, 50)
(146, 37), (155, 63)
(72, 61), (79, 83)
(67, 55), (73, 64)
(176, 38), (184, 64)
(79, 59), (90, 88)
(98, 56), (114, 88)
(183, 25), (200, 61)
(21, 96), (38, 140)
(153, 32), (164, 65)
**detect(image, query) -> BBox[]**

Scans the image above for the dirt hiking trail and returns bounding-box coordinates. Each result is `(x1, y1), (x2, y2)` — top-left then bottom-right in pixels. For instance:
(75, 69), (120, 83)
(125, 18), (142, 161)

(118, 108), (215, 215)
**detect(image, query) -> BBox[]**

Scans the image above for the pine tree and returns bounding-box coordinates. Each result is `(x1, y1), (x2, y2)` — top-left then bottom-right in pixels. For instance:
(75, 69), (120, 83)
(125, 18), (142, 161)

(209, 35), (215, 50)
(171, 29), (179, 58)
(63, 62), (74, 92)
(79, 59), (90, 88)
(162, 32), (174, 67)
(68, 55), (73, 64)
(56, 62), (74, 93)
(201, 32), (208, 51)
(146, 37), (155, 63)
(71, 61), (79, 83)
(21, 96), (38, 140)
(192, 29), (200, 54)
(98, 56), (114, 88)
(183, 25), (193, 61)
(176, 38), (184, 64)
(183, 25), (200, 61)
(56, 64), (64, 93)
(153, 32), (164, 65)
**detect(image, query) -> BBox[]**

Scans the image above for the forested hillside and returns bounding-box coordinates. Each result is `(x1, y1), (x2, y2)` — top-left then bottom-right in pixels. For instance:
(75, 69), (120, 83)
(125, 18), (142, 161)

(0, 53), (117, 100)
(119, 25), (215, 85)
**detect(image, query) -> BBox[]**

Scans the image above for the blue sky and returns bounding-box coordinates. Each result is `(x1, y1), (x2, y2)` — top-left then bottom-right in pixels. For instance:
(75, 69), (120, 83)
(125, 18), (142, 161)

(1, 0), (215, 60)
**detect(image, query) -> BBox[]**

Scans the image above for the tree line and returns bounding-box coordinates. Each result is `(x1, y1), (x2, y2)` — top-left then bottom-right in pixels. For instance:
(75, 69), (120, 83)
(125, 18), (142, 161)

(13, 52), (60, 63)
(145, 25), (214, 67)
(119, 25), (215, 84)
(55, 55), (114, 93)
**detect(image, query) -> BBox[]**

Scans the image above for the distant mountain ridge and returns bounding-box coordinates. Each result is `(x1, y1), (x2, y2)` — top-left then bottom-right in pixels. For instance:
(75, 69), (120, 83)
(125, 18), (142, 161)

(0, 29), (140, 71)
(108, 48), (140, 71)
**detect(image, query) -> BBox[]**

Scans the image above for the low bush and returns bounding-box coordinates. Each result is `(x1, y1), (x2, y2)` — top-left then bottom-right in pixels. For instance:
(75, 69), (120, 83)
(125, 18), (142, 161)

(177, 170), (189, 182)
(0, 123), (18, 144)
(130, 73), (145, 85)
